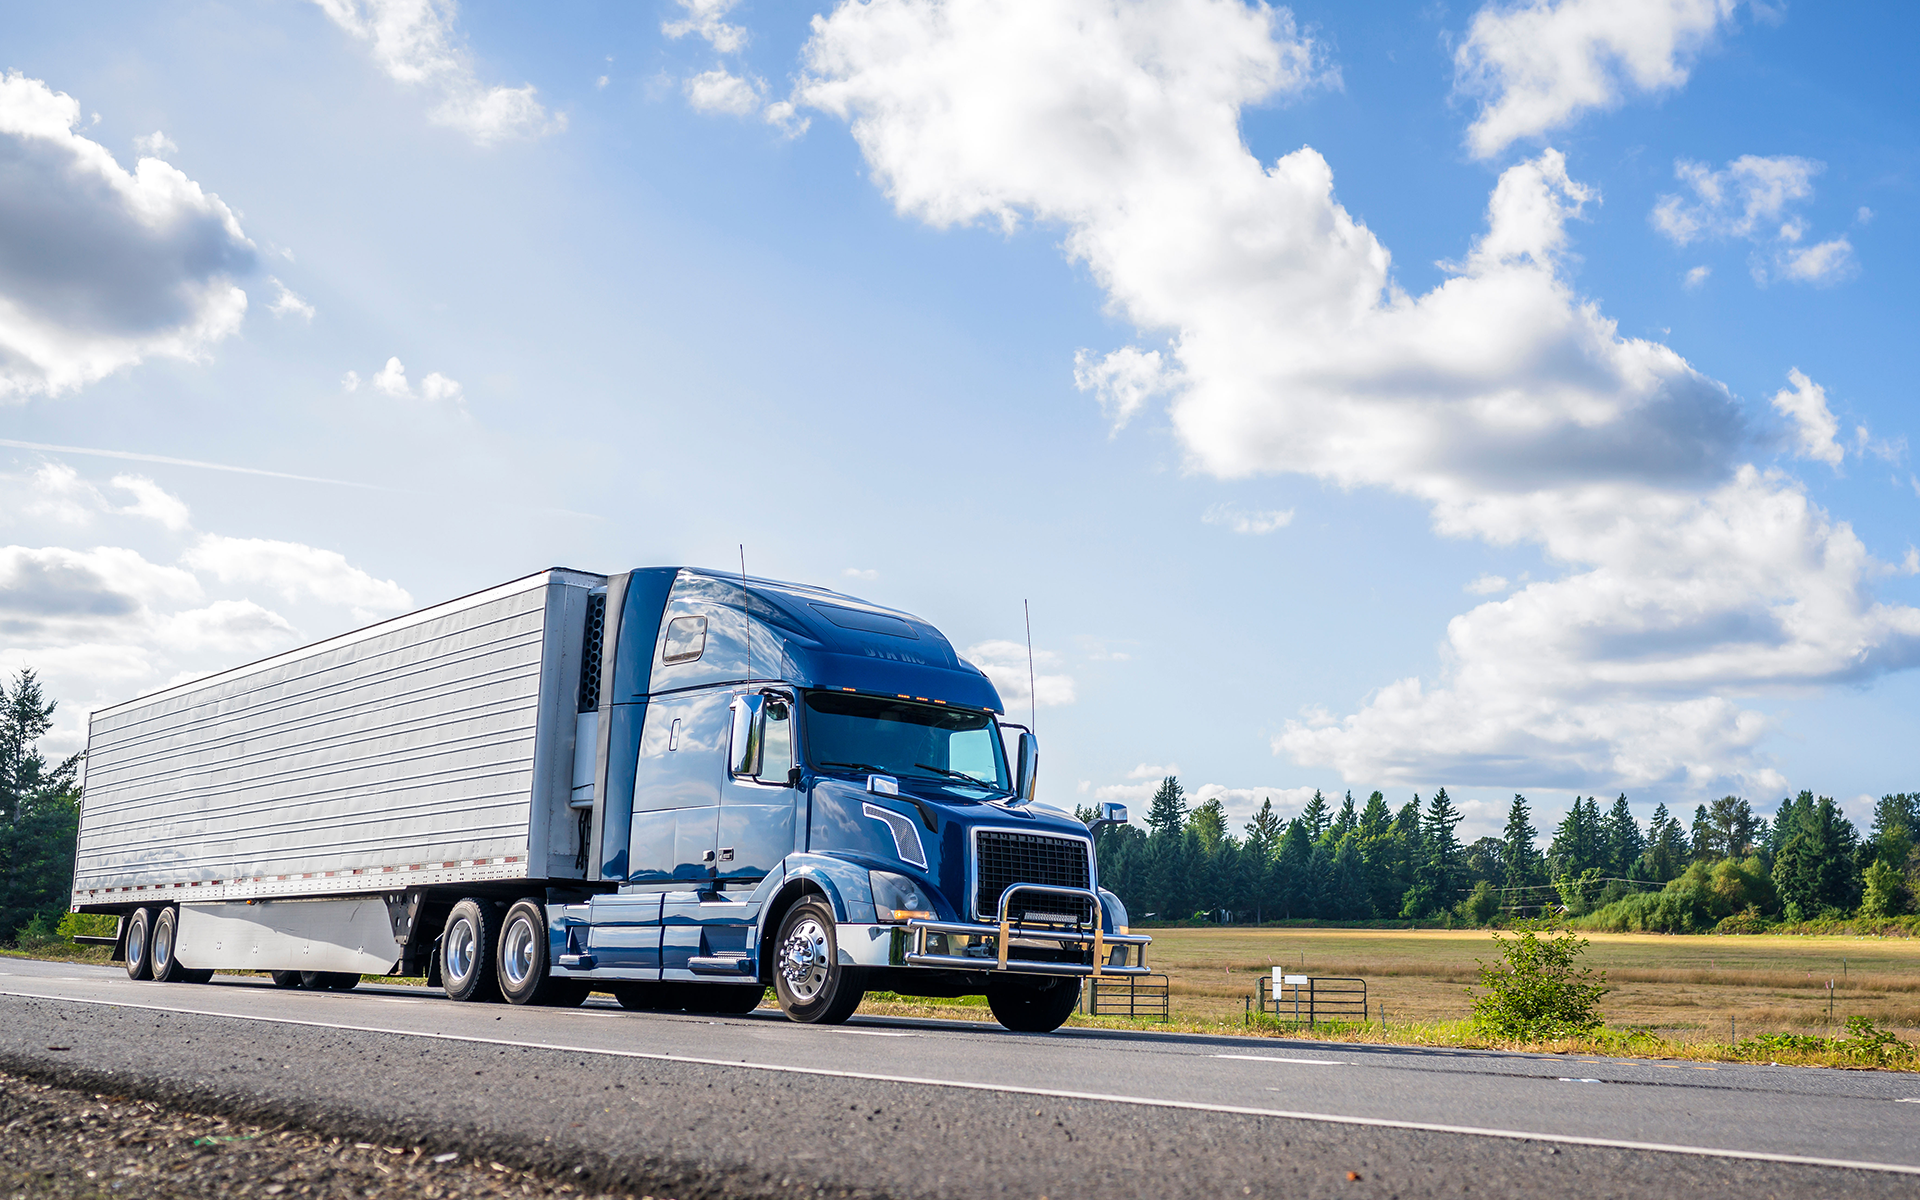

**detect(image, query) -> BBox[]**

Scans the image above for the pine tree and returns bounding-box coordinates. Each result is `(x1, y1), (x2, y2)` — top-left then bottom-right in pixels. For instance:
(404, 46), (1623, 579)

(1771, 794), (1861, 920)
(1330, 790), (1358, 844)
(1603, 794), (1644, 876)
(1501, 793), (1539, 902)
(1243, 797), (1283, 862)
(1146, 776), (1187, 836)
(1328, 832), (1373, 919)
(1301, 789), (1331, 842)
(1422, 787), (1465, 906)
(1641, 803), (1687, 882)
(1690, 804), (1715, 862)
(1274, 819), (1312, 918)
(1, 670), (83, 939)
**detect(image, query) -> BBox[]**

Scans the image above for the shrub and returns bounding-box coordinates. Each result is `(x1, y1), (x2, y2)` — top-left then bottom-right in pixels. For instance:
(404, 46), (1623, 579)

(1712, 905), (1772, 935)
(1861, 859), (1911, 919)
(1468, 918), (1608, 1039)
(1454, 880), (1500, 926)
(1740, 1017), (1916, 1065)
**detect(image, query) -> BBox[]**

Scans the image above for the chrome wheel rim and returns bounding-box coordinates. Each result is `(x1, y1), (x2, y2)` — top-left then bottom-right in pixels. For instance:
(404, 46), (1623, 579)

(778, 916), (831, 1002)
(446, 917), (477, 983)
(153, 916), (172, 970)
(128, 917), (147, 966)
(501, 917), (536, 989)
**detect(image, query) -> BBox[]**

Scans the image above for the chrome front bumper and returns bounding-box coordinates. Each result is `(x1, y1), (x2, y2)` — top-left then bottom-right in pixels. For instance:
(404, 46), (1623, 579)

(897, 884), (1151, 977)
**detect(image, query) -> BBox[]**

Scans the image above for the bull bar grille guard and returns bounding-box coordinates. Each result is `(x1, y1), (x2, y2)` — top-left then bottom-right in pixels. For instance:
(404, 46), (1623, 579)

(901, 884), (1151, 976)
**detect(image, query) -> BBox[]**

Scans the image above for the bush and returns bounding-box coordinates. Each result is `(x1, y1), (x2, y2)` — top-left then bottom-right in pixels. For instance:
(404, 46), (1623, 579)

(1454, 880), (1500, 926)
(1573, 856), (1778, 934)
(1712, 905), (1772, 935)
(1862, 860), (1911, 919)
(1469, 918), (1608, 1039)
(1740, 1017), (1916, 1065)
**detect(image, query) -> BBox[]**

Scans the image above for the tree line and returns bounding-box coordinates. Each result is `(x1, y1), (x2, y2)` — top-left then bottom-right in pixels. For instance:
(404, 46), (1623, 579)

(1079, 777), (1920, 932)
(1, 670), (82, 942)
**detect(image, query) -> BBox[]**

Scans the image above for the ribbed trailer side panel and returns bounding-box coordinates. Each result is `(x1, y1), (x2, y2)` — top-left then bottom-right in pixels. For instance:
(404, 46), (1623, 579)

(72, 569), (603, 907)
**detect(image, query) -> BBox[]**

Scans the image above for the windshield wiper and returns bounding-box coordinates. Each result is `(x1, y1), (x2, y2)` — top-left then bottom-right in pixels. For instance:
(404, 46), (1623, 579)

(816, 760), (889, 774)
(913, 763), (1003, 791)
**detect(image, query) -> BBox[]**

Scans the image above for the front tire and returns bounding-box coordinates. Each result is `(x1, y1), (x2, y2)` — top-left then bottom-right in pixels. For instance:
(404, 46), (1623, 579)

(441, 898), (502, 1002)
(497, 899), (587, 1006)
(771, 898), (864, 1024)
(986, 977), (1082, 1033)
(150, 907), (188, 983)
(124, 908), (154, 981)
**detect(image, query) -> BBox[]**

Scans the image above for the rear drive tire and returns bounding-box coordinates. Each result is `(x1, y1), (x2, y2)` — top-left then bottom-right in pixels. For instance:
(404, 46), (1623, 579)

(986, 977), (1082, 1033)
(124, 908), (155, 981)
(772, 898), (864, 1024)
(441, 898), (502, 1003)
(270, 971), (304, 988)
(182, 968), (216, 984)
(612, 983), (680, 1012)
(299, 971), (360, 991)
(497, 899), (583, 1006)
(150, 907), (188, 983)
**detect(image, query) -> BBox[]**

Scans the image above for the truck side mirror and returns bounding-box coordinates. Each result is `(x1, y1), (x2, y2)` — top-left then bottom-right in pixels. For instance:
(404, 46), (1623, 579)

(728, 693), (765, 778)
(1102, 802), (1127, 824)
(1013, 731), (1039, 804)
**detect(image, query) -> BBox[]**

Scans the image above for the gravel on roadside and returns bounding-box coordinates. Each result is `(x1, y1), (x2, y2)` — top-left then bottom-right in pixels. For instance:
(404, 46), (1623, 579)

(0, 1070), (653, 1200)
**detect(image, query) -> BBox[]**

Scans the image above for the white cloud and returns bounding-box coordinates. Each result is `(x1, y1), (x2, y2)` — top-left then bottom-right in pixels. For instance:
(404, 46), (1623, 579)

(1651, 156), (1854, 286)
(350, 355), (464, 406)
(797, 0), (1920, 797)
(1465, 573), (1509, 595)
(1202, 501), (1293, 535)
(596, 75), (609, 90)
(311, 0), (562, 144)
(132, 130), (177, 157)
(1684, 264), (1711, 289)
(1770, 368), (1842, 469)
(963, 638), (1076, 710)
(268, 277), (315, 321)
(1454, 0), (1740, 159)
(0, 545), (202, 645)
(686, 68), (764, 117)
(1126, 762), (1180, 780)
(110, 474), (192, 531)
(1073, 346), (1171, 431)
(1775, 237), (1855, 286)
(842, 567), (879, 581)
(0, 73), (253, 401)
(182, 534), (412, 619)
(156, 598), (297, 655)
(664, 0), (748, 54)
(1651, 155), (1819, 244)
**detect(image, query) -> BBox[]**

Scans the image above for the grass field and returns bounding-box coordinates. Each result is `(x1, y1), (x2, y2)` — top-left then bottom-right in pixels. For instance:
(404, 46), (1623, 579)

(1124, 925), (1920, 1039)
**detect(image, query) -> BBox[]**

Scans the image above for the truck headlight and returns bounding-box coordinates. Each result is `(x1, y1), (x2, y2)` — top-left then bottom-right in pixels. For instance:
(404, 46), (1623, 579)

(870, 870), (934, 923)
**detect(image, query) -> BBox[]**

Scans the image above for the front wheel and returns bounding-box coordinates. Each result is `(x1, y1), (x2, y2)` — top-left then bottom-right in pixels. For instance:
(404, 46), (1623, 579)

(771, 898), (864, 1024)
(986, 977), (1081, 1033)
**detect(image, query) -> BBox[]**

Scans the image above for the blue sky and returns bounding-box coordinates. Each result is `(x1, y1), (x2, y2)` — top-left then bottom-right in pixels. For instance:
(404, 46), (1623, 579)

(2, 0), (1915, 843)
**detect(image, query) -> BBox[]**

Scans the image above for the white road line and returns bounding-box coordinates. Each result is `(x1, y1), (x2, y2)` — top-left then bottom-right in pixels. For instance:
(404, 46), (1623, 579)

(1213, 1054), (1344, 1065)
(4, 988), (1917, 1178)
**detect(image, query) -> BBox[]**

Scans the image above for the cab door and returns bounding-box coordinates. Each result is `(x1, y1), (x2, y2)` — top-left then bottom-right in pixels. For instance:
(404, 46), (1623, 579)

(717, 690), (799, 881)
(627, 690), (728, 883)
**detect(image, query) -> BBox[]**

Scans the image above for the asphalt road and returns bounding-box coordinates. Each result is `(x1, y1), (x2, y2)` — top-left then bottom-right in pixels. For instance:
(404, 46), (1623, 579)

(3, 957), (1917, 1199)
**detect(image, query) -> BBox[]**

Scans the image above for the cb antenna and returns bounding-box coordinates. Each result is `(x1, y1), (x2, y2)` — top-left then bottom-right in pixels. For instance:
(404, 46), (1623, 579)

(1024, 599), (1036, 732)
(740, 544), (751, 682)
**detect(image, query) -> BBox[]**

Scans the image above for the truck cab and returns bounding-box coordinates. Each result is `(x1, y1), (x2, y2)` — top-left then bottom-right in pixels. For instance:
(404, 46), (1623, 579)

(547, 567), (1149, 1031)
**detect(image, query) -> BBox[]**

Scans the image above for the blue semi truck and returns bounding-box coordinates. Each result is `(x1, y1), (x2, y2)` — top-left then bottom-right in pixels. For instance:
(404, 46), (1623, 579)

(72, 566), (1148, 1033)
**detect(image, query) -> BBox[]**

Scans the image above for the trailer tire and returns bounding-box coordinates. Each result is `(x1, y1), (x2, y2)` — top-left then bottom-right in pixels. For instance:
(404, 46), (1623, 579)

(150, 907), (191, 983)
(985, 977), (1082, 1033)
(612, 983), (679, 1011)
(270, 971), (304, 988)
(772, 898), (865, 1024)
(498, 899), (583, 1006)
(442, 899), (502, 1003)
(124, 908), (155, 981)
(300, 971), (359, 991)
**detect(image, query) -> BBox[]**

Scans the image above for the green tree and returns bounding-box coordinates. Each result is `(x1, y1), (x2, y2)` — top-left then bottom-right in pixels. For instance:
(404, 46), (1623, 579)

(1640, 803), (1688, 882)
(1, 670), (83, 940)
(1189, 797), (1228, 857)
(1771, 793), (1861, 920)
(1145, 776), (1187, 836)
(1547, 796), (1602, 879)
(1274, 819), (1312, 918)
(1243, 797), (1284, 862)
(1603, 795), (1644, 876)
(1422, 787), (1465, 907)
(1501, 793), (1540, 902)
(1862, 859), (1911, 919)
(1327, 832), (1373, 919)
(1300, 789), (1331, 842)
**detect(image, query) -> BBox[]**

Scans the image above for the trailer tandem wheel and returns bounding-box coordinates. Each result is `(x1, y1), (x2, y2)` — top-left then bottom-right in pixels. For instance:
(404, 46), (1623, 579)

(441, 898), (504, 1003)
(123, 908), (155, 981)
(498, 899), (589, 1007)
(150, 907), (188, 983)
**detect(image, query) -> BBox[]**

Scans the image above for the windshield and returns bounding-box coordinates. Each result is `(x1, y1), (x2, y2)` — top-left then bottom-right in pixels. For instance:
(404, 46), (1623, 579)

(803, 691), (1009, 792)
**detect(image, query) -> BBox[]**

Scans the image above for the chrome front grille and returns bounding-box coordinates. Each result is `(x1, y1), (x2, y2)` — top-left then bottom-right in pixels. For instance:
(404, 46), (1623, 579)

(974, 829), (1093, 923)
